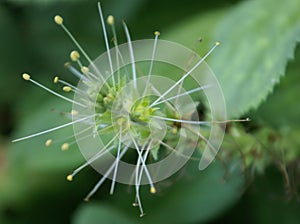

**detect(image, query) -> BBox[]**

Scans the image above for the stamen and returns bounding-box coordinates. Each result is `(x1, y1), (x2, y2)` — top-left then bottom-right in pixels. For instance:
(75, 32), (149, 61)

(134, 145), (145, 217)
(130, 136), (156, 191)
(151, 116), (249, 125)
(84, 146), (129, 201)
(68, 145), (115, 182)
(71, 110), (78, 116)
(81, 66), (89, 74)
(12, 114), (95, 142)
(107, 15), (124, 88)
(54, 15), (94, 66)
(54, 15), (63, 25)
(123, 22), (137, 89)
(97, 3), (115, 87)
(45, 139), (52, 147)
(150, 42), (220, 107)
(69, 135), (118, 180)
(151, 84), (212, 106)
(136, 141), (156, 194)
(70, 50), (80, 62)
(61, 143), (69, 151)
(21, 73), (86, 108)
(107, 15), (114, 25)
(110, 127), (122, 195)
(150, 186), (156, 194)
(143, 31), (160, 96)
(63, 86), (72, 92)
(53, 76), (59, 84)
(67, 175), (73, 181)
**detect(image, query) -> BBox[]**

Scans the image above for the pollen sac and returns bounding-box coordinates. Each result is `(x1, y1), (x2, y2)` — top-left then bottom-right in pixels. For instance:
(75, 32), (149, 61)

(45, 139), (52, 147)
(22, 73), (30, 81)
(53, 76), (59, 84)
(63, 86), (72, 92)
(67, 175), (73, 181)
(54, 15), (63, 25)
(61, 143), (69, 151)
(70, 50), (80, 62)
(107, 15), (114, 25)
(81, 66), (89, 74)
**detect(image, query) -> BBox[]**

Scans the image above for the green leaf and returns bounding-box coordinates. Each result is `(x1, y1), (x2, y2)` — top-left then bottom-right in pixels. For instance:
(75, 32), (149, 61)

(252, 47), (300, 129)
(210, 0), (300, 118)
(164, 8), (227, 54)
(74, 160), (244, 224)
(10, 97), (83, 173)
(73, 203), (134, 224)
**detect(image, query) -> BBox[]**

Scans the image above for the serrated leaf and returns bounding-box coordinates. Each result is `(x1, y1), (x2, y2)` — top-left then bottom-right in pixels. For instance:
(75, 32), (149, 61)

(210, 0), (300, 118)
(252, 47), (300, 129)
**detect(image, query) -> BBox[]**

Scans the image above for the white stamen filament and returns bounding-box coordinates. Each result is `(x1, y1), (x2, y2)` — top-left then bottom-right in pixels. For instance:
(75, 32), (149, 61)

(12, 114), (95, 142)
(152, 116), (249, 126)
(71, 145), (115, 179)
(143, 31), (160, 96)
(24, 76), (86, 108)
(65, 63), (88, 81)
(123, 22), (137, 89)
(110, 126), (122, 195)
(98, 2), (115, 87)
(57, 79), (87, 96)
(152, 115), (210, 125)
(130, 136), (156, 191)
(84, 146), (129, 201)
(150, 42), (220, 107)
(151, 84), (212, 107)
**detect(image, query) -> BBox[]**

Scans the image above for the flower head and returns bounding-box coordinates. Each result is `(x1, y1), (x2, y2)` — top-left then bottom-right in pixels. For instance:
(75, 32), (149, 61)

(13, 2), (248, 217)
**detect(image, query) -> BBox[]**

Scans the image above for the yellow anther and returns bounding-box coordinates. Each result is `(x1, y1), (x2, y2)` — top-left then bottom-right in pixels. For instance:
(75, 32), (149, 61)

(216, 41), (221, 46)
(150, 186), (156, 194)
(71, 110), (78, 116)
(81, 66), (89, 74)
(54, 15), (63, 25)
(61, 143), (69, 151)
(154, 31), (160, 36)
(67, 175), (73, 181)
(171, 127), (178, 135)
(22, 73), (30, 81)
(63, 86), (72, 92)
(64, 62), (71, 68)
(53, 76), (59, 84)
(70, 50), (80, 62)
(45, 139), (52, 147)
(107, 15), (114, 25)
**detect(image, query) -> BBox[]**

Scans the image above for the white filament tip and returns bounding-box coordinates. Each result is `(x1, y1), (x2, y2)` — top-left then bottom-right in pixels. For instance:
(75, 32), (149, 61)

(22, 73), (30, 81)
(216, 41), (221, 46)
(107, 15), (114, 25)
(70, 50), (80, 62)
(54, 15), (63, 25)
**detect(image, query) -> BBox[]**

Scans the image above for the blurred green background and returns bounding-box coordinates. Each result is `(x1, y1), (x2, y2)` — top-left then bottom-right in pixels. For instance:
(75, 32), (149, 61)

(0, 0), (300, 223)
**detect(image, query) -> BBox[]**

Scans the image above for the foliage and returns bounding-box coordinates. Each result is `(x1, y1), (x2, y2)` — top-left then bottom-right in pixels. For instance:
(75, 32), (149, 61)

(0, 0), (299, 223)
